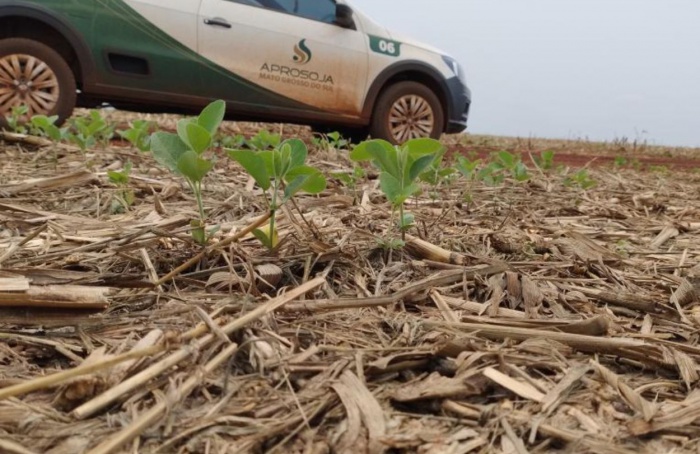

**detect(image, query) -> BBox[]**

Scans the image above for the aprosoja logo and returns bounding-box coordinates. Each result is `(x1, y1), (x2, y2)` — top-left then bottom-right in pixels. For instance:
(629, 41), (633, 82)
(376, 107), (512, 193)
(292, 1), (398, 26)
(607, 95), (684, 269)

(260, 63), (334, 85)
(293, 39), (312, 64)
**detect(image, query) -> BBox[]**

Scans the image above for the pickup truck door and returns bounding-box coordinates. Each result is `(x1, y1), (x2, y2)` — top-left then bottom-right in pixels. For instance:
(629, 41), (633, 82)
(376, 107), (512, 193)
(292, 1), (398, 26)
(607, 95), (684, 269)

(90, 0), (203, 99)
(120, 0), (200, 50)
(198, 0), (369, 119)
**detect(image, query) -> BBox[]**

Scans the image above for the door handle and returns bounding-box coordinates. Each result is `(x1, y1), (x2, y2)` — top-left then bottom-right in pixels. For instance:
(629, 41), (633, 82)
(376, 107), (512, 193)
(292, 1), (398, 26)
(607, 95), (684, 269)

(204, 17), (232, 29)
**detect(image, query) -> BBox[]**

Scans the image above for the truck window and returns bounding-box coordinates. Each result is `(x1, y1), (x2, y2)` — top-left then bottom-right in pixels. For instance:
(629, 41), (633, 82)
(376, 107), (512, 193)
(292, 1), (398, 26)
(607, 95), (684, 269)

(296, 0), (336, 23)
(229, 0), (337, 24)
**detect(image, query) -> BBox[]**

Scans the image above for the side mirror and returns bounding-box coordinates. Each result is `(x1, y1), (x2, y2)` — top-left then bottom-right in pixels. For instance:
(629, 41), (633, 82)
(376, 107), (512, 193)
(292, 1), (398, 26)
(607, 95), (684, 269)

(335, 4), (355, 29)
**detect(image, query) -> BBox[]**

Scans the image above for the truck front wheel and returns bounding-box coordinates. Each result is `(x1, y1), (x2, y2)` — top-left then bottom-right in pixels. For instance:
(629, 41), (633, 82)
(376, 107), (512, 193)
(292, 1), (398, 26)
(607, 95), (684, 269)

(0, 38), (76, 125)
(370, 81), (444, 144)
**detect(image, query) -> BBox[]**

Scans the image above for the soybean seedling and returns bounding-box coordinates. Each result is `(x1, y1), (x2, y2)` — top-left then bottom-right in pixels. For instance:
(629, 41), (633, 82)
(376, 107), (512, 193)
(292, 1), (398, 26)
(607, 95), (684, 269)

(564, 169), (597, 190)
(247, 129), (281, 151)
(331, 164), (366, 201)
(466, 151), (529, 187)
(493, 150), (530, 182)
(228, 138), (326, 250)
(533, 150), (555, 172)
(418, 146), (456, 200)
(350, 138), (443, 243)
(455, 155), (482, 204)
(30, 114), (68, 167)
(217, 133), (247, 149)
(118, 119), (153, 152)
(107, 161), (135, 213)
(312, 131), (350, 152)
(67, 110), (114, 151)
(150, 99), (226, 244)
(29, 115), (66, 142)
(4, 105), (29, 133)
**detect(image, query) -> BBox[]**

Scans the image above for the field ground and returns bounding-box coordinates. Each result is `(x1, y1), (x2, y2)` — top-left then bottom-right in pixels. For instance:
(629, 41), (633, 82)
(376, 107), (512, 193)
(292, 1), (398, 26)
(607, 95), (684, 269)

(455, 134), (700, 172)
(1, 111), (700, 453)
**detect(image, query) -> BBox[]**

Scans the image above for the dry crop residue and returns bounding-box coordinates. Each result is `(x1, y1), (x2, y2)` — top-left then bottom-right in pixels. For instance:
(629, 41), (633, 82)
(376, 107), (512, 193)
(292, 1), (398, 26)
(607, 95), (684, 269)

(2, 115), (700, 453)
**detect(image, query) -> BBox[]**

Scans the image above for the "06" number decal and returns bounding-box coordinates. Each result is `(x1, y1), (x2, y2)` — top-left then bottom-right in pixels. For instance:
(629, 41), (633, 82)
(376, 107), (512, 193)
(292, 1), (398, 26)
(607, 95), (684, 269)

(369, 36), (401, 57)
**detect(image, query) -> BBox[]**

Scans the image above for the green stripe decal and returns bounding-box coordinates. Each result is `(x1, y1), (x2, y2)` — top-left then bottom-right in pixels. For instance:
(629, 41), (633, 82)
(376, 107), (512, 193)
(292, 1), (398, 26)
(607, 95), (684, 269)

(90, 0), (322, 112)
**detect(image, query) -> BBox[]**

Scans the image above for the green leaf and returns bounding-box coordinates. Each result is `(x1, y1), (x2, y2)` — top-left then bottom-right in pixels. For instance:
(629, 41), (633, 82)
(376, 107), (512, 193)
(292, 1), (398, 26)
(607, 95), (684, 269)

(379, 172), (403, 205)
(185, 122), (212, 155)
(284, 138), (308, 169)
(514, 162), (530, 181)
(32, 115), (63, 141)
(120, 128), (150, 151)
(399, 212), (415, 230)
(497, 151), (515, 168)
(119, 121), (152, 151)
(479, 162), (505, 186)
(176, 119), (194, 148)
(419, 171), (438, 186)
(228, 149), (270, 190)
(274, 143), (292, 179)
(92, 122), (108, 137)
(253, 228), (273, 249)
(107, 170), (129, 185)
(284, 166), (326, 197)
(366, 141), (401, 179)
(30, 115), (49, 128)
(258, 150), (275, 177)
(219, 134), (247, 149)
(535, 150), (555, 171)
(151, 132), (190, 173)
(86, 116), (108, 136)
(249, 129), (281, 150)
(284, 174), (310, 201)
(119, 129), (139, 143)
(350, 139), (394, 161)
(177, 150), (214, 184)
(456, 156), (481, 178)
(402, 182), (420, 201)
(197, 100), (226, 135)
(438, 167), (456, 177)
(409, 153), (437, 181)
(46, 125), (63, 141)
(332, 171), (353, 186)
(404, 138), (444, 158)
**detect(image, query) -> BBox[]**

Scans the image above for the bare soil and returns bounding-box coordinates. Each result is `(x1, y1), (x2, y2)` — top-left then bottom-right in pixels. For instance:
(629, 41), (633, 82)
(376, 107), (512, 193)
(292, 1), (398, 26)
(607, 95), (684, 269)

(448, 135), (700, 171)
(2, 113), (700, 454)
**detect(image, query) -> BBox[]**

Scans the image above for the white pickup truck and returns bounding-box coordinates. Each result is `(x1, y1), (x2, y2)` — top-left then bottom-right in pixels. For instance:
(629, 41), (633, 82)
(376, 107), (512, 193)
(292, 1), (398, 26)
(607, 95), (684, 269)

(0, 0), (471, 143)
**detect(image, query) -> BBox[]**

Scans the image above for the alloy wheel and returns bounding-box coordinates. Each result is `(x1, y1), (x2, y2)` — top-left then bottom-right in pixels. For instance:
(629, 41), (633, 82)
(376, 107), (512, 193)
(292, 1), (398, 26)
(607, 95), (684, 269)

(388, 94), (435, 143)
(0, 53), (60, 118)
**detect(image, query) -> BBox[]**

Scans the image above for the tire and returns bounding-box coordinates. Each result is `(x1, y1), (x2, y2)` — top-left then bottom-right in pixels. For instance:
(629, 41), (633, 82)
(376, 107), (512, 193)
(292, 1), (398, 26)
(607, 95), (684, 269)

(369, 81), (444, 144)
(0, 38), (77, 126)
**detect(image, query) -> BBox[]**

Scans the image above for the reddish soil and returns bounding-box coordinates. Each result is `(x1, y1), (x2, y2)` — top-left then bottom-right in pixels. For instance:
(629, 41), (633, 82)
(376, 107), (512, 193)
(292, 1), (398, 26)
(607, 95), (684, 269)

(446, 143), (700, 171)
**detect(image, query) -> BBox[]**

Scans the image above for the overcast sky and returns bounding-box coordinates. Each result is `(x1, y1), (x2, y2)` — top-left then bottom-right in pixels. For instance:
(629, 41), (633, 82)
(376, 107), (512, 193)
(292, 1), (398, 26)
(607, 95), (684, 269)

(350, 0), (700, 147)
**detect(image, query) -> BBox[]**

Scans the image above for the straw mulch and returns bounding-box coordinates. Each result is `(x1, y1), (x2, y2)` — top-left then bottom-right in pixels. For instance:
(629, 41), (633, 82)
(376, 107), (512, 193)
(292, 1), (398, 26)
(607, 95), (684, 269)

(2, 117), (700, 454)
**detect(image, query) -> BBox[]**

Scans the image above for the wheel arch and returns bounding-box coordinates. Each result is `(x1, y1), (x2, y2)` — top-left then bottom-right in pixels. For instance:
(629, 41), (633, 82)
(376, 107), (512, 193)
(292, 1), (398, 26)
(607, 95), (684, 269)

(362, 61), (450, 131)
(0, 3), (95, 89)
